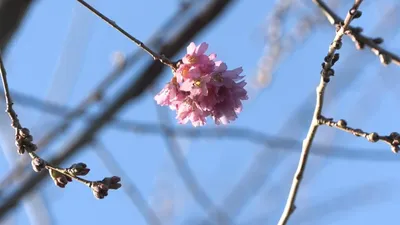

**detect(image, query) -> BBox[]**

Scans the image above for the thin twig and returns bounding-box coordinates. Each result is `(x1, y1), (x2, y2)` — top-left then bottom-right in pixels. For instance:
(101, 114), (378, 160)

(277, 1), (363, 224)
(77, 0), (177, 70)
(211, 6), (399, 225)
(319, 116), (400, 153)
(0, 54), (20, 130)
(0, 0), (33, 52)
(314, 0), (400, 66)
(0, 54), (96, 188)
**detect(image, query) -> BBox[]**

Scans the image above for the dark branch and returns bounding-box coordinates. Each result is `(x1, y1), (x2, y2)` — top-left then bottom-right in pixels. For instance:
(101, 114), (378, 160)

(0, 0), (34, 52)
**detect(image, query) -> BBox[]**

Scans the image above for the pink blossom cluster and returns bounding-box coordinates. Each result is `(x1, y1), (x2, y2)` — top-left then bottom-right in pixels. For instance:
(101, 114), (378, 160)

(154, 42), (248, 127)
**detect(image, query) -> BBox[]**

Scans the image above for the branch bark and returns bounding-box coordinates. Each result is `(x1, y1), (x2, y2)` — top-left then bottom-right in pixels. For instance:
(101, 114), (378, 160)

(277, 1), (364, 224)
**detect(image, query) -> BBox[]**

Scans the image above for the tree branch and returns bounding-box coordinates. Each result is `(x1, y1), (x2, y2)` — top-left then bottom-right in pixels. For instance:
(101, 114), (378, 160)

(0, 53), (119, 198)
(277, 1), (364, 224)
(0, 0), (34, 52)
(319, 116), (400, 153)
(314, 0), (400, 66)
(77, 0), (177, 70)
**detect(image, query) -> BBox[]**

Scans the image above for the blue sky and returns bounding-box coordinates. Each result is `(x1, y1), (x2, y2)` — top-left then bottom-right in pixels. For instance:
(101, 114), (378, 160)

(0, 0), (400, 224)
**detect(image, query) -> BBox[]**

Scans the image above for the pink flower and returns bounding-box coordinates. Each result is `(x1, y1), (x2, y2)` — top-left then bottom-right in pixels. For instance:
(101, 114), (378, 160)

(154, 42), (248, 127)
(154, 82), (187, 110)
(180, 74), (212, 97)
(176, 101), (207, 127)
(175, 64), (201, 82)
(182, 42), (210, 65)
(210, 61), (244, 88)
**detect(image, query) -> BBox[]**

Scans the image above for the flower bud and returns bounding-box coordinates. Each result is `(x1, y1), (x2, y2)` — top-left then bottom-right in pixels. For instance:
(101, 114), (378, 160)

(18, 128), (30, 138)
(379, 54), (391, 66)
(367, 133), (379, 143)
(49, 169), (71, 188)
(91, 182), (109, 199)
(337, 119), (347, 128)
(68, 163), (90, 176)
(372, 38), (384, 44)
(31, 158), (45, 172)
(102, 176), (122, 190)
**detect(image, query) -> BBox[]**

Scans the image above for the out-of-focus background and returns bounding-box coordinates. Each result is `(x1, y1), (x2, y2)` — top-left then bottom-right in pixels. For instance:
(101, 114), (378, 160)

(0, 0), (399, 224)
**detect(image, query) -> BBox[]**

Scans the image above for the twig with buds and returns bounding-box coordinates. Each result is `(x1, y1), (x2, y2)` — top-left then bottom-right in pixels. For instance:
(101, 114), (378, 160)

(0, 54), (121, 199)
(318, 117), (400, 153)
(314, 0), (400, 66)
(278, 1), (364, 224)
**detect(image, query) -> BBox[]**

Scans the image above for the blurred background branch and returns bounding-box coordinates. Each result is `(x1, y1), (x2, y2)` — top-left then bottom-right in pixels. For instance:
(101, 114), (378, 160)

(0, 0), (34, 52)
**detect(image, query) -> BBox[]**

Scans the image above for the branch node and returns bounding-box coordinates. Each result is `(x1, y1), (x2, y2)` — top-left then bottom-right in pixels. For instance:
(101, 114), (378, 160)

(337, 119), (347, 128)
(379, 53), (391, 65)
(367, 132), (379, 143)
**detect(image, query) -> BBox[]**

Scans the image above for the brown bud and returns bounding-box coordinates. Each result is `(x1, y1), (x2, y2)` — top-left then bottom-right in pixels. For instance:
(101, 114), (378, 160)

(379, 54), (391, 66)
(333, 40), (342, 50)
(353, 129), (363, 137)
(68, 163), (90, 176)
(355, 41), (365, 50)
(367, 133), (379, 143)
(91, 182), (109, 199)
(19, 128), (30, 138)
(372, 37), (384, 44)
(352, 10), (362, 19)
(391, 145), (399, 154)
(31, 158), (45, 172)
(103, 176), (122, 190)
(49, 169), (71, 188)
(337, 119), (347, 128)
(390, 132), (399, 139)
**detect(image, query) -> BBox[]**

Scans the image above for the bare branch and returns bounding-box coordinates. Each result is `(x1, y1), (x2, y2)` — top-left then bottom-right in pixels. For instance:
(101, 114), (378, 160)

(77, 0), (177, 70)
(314, 0), (400, 66)
(0, 54), (120, 197)
(319, 116), (400, 153)
(0, 0), (34, 52)
(278, 1), (364, 224)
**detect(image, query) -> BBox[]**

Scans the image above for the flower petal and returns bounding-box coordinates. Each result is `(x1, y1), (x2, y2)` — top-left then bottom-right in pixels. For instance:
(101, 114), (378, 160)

(186, 42), (196, 54)
(215, 61), (227, 72)
(180, 80), (193, 92)
(195, 42), (208, 55)
(209, 53), (217, 60)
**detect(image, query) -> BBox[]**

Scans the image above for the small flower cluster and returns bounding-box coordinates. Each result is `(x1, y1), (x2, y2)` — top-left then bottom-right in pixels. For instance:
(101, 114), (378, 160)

(155, 42), (248, 126)
(15, 128), (37, 155)
(49, 169), (73, 188)
(91, 176), (122, 199)
(47, 162), (121, 199)
(47, 163), (90, 188)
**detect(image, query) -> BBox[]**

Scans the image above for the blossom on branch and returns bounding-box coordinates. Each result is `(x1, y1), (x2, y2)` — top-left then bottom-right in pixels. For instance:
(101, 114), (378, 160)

(155, 42), (248, 127)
